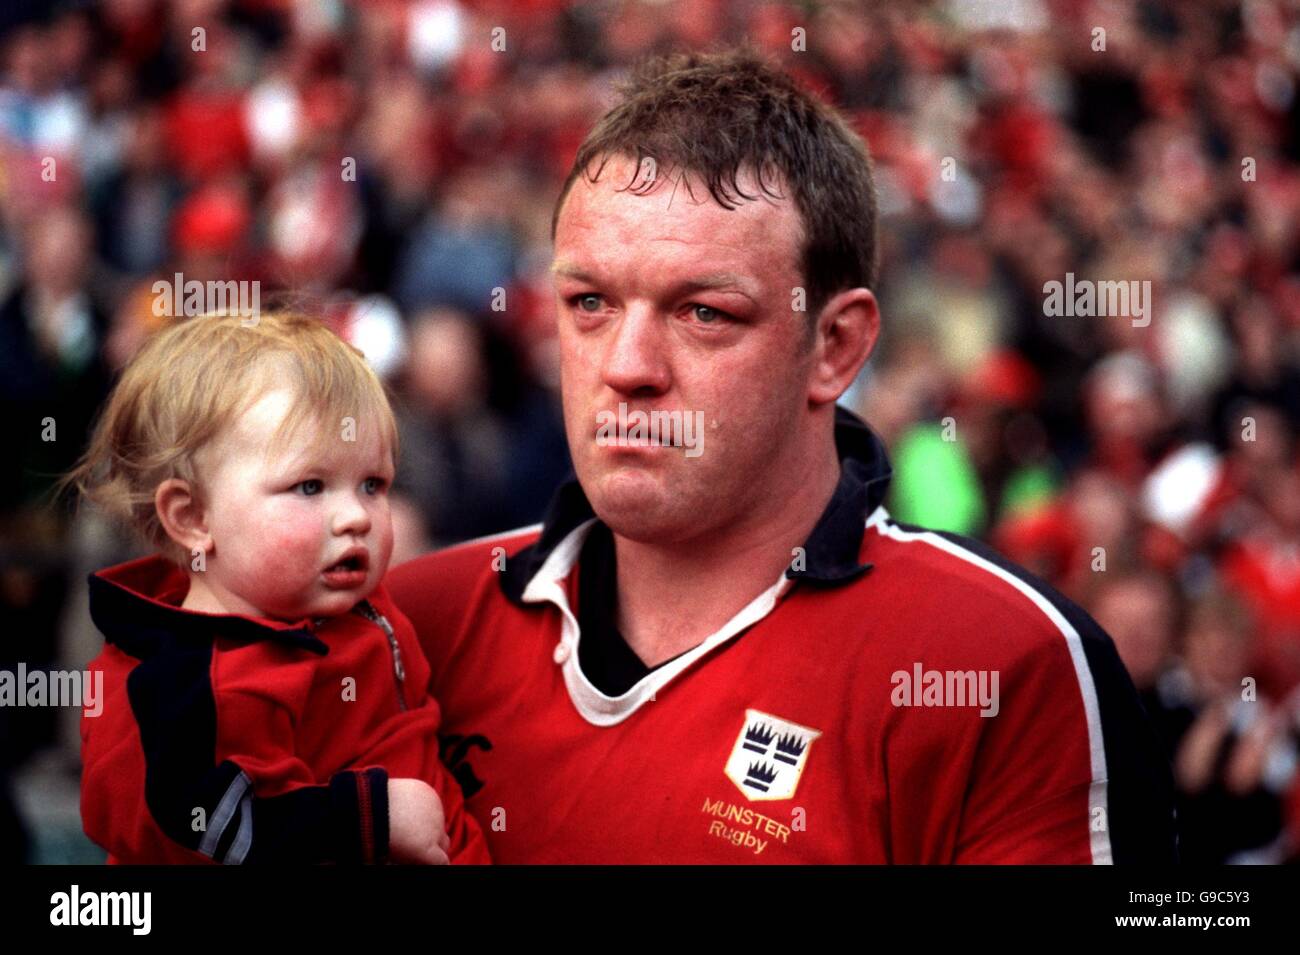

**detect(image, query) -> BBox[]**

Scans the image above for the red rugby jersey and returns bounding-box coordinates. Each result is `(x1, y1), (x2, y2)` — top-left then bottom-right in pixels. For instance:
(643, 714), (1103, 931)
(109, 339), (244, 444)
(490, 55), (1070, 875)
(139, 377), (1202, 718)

(388, 409), (1177, 863)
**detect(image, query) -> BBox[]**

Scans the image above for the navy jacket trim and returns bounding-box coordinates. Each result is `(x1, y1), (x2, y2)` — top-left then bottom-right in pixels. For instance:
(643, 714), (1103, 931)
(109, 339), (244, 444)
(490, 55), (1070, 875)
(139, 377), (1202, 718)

(88, 557), (392, 863)
(88, 562), (329, 657)
(109, 607), (390, 864)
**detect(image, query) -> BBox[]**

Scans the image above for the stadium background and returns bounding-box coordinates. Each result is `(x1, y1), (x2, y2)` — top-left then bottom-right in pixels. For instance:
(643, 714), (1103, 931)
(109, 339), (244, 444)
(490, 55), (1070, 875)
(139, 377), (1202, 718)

(1, 0), (1298, 864)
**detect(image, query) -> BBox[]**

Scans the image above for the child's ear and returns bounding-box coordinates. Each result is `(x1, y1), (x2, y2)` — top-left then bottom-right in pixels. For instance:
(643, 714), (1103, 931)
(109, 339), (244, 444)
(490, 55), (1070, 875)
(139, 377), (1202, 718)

(155, 479), (212, 556)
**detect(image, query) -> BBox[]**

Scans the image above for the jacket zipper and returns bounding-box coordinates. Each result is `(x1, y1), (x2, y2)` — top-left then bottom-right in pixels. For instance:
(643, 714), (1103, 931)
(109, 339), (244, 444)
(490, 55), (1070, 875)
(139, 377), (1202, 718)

(353, 602), (407, 711)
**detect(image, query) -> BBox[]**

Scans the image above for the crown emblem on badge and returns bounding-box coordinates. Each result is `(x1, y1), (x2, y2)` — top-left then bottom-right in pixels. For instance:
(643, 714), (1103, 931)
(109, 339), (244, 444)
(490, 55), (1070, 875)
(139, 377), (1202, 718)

(725, 709), (821, 802)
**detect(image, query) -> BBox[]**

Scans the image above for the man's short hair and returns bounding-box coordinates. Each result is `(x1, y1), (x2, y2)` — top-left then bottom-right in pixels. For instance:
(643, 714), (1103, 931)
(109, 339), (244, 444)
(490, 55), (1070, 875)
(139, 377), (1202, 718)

(551, 45), (879, 321)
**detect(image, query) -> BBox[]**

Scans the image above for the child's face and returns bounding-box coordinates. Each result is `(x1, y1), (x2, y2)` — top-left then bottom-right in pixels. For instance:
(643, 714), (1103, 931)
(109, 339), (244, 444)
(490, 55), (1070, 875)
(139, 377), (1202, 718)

(191, 387), (396, 621)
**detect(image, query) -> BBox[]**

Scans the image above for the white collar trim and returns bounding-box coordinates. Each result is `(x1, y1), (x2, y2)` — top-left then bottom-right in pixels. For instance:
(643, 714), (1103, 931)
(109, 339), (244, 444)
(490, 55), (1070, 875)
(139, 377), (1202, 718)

(519, 520), (795, 726)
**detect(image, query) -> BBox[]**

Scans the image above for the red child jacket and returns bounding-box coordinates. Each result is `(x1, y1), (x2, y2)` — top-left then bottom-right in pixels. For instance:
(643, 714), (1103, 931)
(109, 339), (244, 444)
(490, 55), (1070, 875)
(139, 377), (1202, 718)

(81, 554), (490, 865)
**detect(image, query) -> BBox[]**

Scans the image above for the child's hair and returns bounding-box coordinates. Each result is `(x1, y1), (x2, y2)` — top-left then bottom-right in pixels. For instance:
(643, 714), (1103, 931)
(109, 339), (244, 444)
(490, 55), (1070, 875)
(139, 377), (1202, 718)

(59, 311), (400, 566)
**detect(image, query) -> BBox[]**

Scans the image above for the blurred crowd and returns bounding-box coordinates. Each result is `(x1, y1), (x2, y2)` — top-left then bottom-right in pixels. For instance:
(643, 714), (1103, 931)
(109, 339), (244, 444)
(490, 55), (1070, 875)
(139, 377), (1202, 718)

(1, 0), (1298, 863)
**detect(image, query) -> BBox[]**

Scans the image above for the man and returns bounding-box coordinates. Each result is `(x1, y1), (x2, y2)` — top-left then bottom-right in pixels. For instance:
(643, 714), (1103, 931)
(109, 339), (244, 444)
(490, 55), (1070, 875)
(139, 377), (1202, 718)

(388, 47), (1177, 863)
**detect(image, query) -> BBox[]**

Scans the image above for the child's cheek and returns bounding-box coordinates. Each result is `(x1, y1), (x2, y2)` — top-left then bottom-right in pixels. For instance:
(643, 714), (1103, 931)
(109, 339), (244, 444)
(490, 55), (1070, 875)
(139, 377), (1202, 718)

(265, 507), (327, 576)
(376, 509), (395, 568)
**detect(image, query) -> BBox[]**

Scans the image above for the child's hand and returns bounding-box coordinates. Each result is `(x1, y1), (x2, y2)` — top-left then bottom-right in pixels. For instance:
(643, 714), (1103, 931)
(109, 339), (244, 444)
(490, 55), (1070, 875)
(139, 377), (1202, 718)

(387, 778), (451, 864)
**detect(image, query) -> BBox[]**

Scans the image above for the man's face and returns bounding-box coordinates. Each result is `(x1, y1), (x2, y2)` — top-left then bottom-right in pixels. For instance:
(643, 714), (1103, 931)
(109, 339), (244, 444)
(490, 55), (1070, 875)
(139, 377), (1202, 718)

(193, 388), (396, 620)
(551, 155), (817, 545)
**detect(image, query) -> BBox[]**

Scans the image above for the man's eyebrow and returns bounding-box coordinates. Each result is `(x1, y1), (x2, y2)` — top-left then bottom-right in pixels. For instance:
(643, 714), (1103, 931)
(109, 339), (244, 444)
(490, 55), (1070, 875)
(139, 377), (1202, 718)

(550, 263), (594, 281)
(551, 263), (758, 297)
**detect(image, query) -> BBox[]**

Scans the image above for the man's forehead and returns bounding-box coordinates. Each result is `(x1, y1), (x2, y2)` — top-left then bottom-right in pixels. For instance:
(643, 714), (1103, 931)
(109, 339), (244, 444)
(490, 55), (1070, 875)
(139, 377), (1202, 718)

(553, 155), (803, 271)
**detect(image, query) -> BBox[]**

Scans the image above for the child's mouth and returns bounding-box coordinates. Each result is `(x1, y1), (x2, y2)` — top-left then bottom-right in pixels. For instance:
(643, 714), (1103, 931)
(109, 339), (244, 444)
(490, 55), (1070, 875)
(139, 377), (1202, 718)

(322, 551), (369, 588)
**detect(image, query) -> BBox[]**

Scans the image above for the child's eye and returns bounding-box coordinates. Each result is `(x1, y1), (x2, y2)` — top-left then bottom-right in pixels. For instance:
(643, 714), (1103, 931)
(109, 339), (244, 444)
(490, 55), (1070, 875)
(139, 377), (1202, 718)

(295, 479), (324, 496)
(362, 477), (387, 495)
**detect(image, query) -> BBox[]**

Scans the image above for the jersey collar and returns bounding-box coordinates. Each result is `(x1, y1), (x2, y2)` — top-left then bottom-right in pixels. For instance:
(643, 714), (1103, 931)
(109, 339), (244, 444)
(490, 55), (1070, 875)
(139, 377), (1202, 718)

(500, 405), (893, 605)
(88, 554), (330, 658)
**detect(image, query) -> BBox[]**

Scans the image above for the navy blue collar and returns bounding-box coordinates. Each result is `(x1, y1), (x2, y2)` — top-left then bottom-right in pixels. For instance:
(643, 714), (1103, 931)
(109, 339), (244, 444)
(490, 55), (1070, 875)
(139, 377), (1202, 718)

(88, 555), (330, 658)
(500, 405), (893, 604)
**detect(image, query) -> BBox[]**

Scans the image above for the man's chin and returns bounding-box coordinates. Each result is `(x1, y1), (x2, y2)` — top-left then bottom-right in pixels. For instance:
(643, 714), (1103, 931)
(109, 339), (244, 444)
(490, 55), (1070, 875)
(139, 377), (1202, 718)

(586, 472), (700, 545)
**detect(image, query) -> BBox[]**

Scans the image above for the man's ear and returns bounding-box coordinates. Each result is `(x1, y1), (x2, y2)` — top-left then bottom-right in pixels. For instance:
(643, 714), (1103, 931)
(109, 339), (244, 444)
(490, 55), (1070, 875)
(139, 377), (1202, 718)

(155, 479), (212, 556)
(807, 287), (880, 407)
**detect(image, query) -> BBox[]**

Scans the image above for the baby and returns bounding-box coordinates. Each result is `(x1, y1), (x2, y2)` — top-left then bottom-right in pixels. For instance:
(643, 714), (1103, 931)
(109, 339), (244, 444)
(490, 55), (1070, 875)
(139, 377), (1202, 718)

(64, 311), (489, 865)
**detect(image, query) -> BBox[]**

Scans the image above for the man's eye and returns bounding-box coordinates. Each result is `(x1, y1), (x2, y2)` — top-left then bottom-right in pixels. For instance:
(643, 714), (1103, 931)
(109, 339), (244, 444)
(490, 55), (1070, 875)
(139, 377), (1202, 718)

(295, 480), (323, 496)
(691, 304), (726, 323)
(572, 294), (604, 313)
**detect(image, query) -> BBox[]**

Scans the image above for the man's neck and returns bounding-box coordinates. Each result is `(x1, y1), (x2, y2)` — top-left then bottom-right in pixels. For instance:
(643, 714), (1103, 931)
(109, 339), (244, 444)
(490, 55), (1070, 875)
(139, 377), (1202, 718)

(612, 436), (843, 668)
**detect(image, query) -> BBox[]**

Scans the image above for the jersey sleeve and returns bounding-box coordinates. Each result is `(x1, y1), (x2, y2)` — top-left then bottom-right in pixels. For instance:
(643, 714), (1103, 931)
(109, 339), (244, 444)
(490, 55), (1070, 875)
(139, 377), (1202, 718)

(386, 542), (513, 697)
(952, 607), (1177, 864)
(381, 599), (492, 866)
(427, 743), (491, 864)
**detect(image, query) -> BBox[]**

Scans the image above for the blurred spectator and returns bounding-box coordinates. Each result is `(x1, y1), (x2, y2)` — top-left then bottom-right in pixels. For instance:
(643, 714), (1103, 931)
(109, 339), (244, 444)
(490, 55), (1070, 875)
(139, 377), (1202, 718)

(395, 306), (507, 541)
(0, 201), (112, 823)
(1166, 591), (1298, 864)
(1091, 571), (1191, 752)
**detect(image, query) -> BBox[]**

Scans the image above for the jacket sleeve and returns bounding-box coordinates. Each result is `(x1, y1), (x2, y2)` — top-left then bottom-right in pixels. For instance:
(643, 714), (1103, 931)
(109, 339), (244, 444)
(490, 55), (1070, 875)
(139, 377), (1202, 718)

(124, 641), (391, 864)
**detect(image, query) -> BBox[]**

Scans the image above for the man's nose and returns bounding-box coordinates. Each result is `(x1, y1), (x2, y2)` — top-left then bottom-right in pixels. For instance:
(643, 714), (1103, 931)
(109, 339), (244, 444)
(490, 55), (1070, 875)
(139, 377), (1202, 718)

(332, 493), (372, 537)
(600, 304), (671, 396)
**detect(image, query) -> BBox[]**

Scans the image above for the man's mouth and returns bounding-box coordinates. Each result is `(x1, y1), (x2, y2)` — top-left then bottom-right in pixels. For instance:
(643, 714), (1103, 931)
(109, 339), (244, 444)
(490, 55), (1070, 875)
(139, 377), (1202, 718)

(590, 404), (707, 458)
